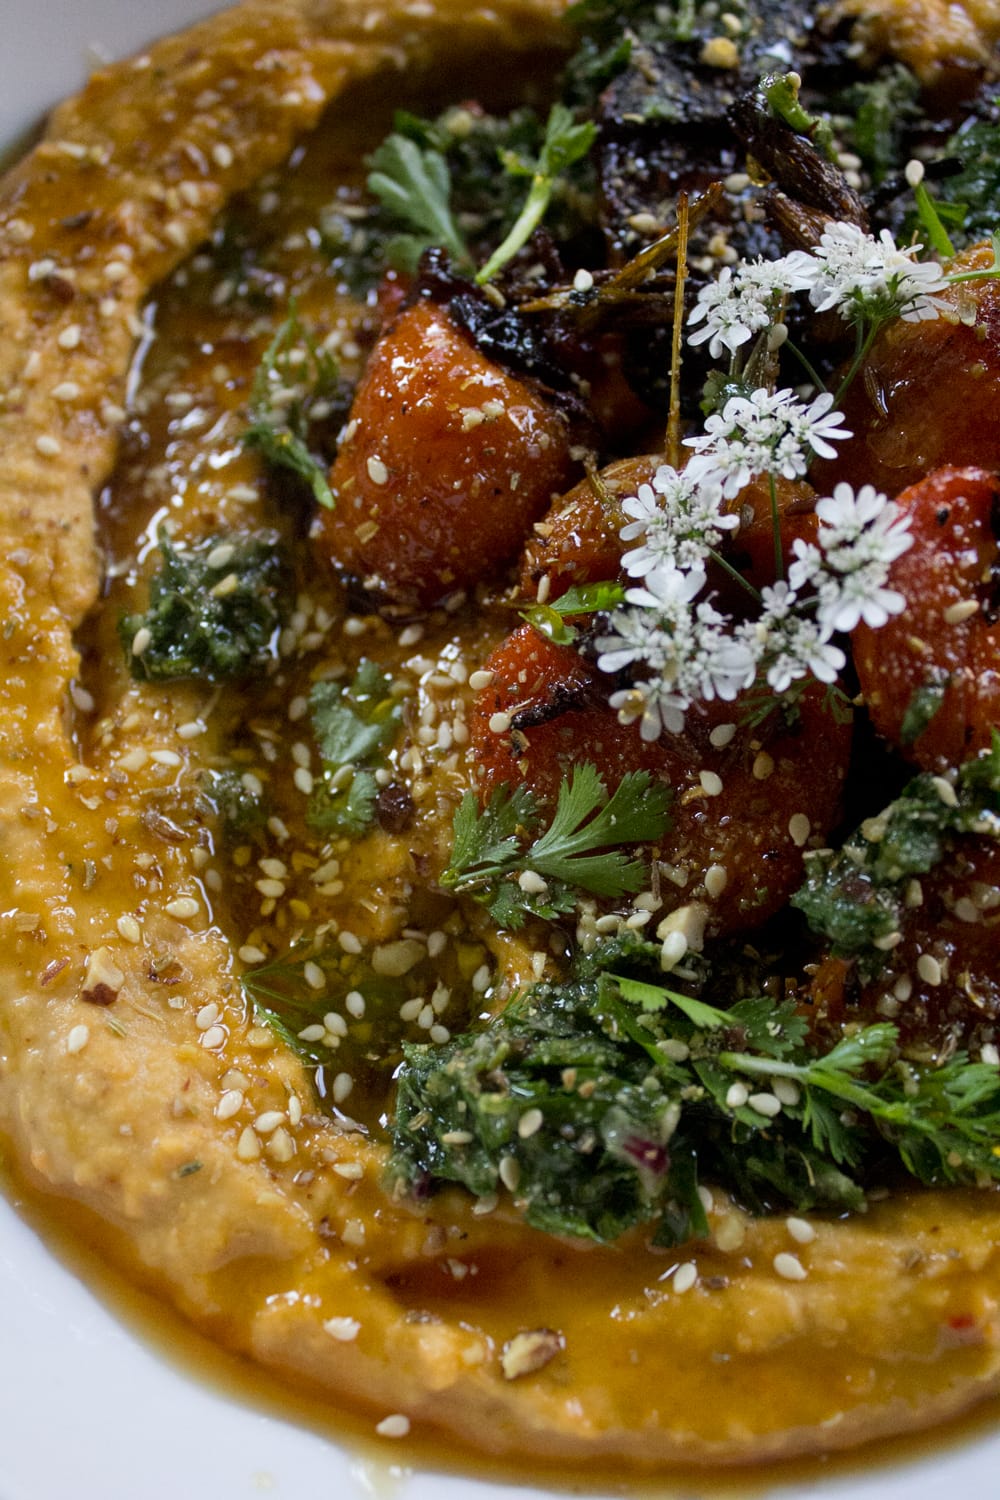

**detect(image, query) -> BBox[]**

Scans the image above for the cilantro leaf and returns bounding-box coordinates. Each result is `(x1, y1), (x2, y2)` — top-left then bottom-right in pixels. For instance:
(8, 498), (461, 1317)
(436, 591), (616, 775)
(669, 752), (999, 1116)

(366, 134), (470, 270)
(475, 103), (597, 284)
(441, 764), (671, 926)
(243, 305), (345, 508)
(307, 663), (405, 838)
(520, 579), (626, 645)
(527, 763), (671, 894)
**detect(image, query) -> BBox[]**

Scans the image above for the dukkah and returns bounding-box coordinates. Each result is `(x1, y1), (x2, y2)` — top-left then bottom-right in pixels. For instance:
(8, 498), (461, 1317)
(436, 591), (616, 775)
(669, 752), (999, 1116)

(3, 0), (1000, 1468)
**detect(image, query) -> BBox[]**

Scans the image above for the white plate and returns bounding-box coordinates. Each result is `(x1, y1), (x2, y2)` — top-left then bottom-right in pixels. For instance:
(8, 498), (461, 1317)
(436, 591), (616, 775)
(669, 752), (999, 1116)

(2, 4), (999, 1497)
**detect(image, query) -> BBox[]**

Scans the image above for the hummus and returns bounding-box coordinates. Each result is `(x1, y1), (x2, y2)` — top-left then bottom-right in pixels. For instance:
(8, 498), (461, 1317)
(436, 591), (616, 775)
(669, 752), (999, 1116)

(3, 0), (1000, 1471)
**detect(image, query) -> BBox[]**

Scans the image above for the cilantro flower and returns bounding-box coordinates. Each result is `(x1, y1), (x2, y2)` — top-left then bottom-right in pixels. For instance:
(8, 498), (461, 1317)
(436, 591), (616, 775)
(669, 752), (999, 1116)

(747, 585), (846, 693)
(597, 566), (756, 738)
(687, 257), (810, 360)
(785, 223), (948, 325)
(808, 482), (913, 632)
(619, 464), (738, 578)
(684, 387), (850, 497)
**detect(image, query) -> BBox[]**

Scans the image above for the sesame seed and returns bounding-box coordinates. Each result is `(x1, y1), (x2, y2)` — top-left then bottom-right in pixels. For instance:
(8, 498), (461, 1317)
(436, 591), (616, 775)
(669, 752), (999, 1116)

(366, 455), (389, 485)
(165, 896), (200, 920)
(708, 722), (736, 749)
(177, 719), (206, 739)
(338, 931), (362, 955)
(429, 1024), (451, 1044)
(748, 1091), (782, 1118)
(67, 1024), (90, 1054)
(468, 669), (495, 691)
(236, 1126), (261, 1161)
(255, 878), (286, 899)
(151, 749), (181, 767)
(660, 930), (688, 969)
(517, 869), (547, 895)
(51, 381), (80, 402)
(931, 776), (958, 808)
(267, 1127), (295, 1163)
(116, 914), (142, 944)
(488, 711), (511, 734)
(704, 864), (728, 900)
(375, 1414), (410, 1439)
(725, 1081), (748, 1109)
(239, 945), (267, 965)
(104, 260), (129, 282)
(916, 953), (943, 986)
(212, 142), (234, 169)
(35, 434), (61, 457)
(771, 1077), (800, 1107)
(471, 963), (491, 993)
(699, 770), (723, 796)
(518, 1107), (544, 1139)
(200, 1025), (226, 1049)
(130, 626), (152, 658)
(196, 1002), (220, 1030)
(324, 1317), (361, 1342)
(673, 1261), (698, 1293)
(216, 1089), (244, 1120)
(752, 751), (775, 780)
(345, 990), (365, 1018)
(332, 1161), (364, 1180)
(332, 1072), (354, 1103)
(786, 1216), (816, 1245)
(293, 767), (314, 795)
(943, 598), (979, 625)
(499, 1155), (521, 1192)
(773, 1252), (808, 1282)
(788, 813), (811, 847)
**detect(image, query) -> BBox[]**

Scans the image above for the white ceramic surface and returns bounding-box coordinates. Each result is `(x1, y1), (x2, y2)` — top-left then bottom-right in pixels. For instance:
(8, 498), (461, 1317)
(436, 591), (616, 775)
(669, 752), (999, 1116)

(2, 4), (999, 1497)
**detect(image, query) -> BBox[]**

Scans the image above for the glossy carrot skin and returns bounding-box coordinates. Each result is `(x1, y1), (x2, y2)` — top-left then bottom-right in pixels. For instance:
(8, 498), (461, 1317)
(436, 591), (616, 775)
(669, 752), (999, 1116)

(318, 300), (575, 607)
(853, 466), (1000, 770)
(471, 623), (852, 936)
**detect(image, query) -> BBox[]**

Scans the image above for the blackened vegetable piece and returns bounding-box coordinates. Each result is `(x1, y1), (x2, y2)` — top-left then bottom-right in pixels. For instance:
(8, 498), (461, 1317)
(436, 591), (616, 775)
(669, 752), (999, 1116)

(119, 530), (290, 682)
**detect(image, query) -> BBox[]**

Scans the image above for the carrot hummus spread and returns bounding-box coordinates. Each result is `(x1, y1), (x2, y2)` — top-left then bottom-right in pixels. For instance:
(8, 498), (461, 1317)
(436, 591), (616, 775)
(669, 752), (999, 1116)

(3, 0), (1000, 1468)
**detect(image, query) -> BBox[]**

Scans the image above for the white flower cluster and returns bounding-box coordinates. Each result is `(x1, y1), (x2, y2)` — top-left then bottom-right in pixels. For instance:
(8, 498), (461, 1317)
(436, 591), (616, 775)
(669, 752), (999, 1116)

(588, 216), (938, 741)
(684, 387), (849, 497)
(596, 461), (914, 740)
(689, 221), (949, 359)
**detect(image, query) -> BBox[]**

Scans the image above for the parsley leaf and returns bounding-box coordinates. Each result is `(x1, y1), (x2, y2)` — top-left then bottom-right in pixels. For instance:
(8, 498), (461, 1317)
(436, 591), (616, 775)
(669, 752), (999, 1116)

(243, 305), (345, 508)
(441, 763), (671, 927)
(306, 662), (405, 838)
